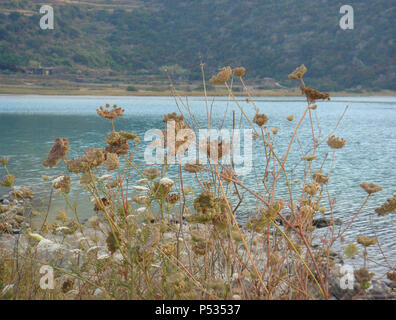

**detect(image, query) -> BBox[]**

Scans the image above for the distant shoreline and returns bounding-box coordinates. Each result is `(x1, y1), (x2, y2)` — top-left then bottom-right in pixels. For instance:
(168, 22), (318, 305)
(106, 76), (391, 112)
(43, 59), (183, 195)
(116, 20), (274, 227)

(0, 87), (395, 97)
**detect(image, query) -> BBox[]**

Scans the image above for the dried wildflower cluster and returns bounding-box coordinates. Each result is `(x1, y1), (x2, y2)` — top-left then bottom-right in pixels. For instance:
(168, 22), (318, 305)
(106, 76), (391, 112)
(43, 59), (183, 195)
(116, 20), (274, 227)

(120, 131), (140, 143)
(43, 137), (70, 168)
(327, 135), (346, 149)
(253, 113), (269, 127)
(300, 86), (330, 104)
(360, 182), (382, 195)
(375, 195), (396, 216)
(234, 67), (246, 77)
(288, 64), (307, 79)
(162, 112), (192, 155)
(184, 161), (203, 173)
(96, 104), (125, 120)
(312, 170), (329, 184)
(357, 235), (378, 247)
(0, 174), (15, 187)
(51, 175), (71, 194)
(105, 131), (130, 155)
(210, 66), (232, 84)
(354, 267), (374, 289)
(248, 200), (284, 232)
(0, 157), (8, 166)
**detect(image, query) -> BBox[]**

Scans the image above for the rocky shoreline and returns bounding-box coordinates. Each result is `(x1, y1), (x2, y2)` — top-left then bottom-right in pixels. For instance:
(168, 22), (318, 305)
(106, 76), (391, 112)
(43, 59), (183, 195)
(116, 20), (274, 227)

(1, 189), (394, 300)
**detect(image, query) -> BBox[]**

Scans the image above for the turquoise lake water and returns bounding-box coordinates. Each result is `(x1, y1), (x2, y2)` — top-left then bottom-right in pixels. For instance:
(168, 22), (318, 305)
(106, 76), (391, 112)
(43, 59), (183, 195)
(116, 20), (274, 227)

(0, 95), (395, 273)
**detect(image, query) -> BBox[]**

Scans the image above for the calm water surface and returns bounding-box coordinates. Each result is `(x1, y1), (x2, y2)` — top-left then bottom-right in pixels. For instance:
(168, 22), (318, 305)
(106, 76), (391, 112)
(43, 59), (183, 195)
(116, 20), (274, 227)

(0, 95), (395, 273)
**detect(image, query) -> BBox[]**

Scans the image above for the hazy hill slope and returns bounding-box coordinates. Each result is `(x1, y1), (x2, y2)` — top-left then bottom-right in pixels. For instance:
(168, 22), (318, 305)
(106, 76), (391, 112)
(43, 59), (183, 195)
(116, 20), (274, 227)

(0, 0), (394, 90)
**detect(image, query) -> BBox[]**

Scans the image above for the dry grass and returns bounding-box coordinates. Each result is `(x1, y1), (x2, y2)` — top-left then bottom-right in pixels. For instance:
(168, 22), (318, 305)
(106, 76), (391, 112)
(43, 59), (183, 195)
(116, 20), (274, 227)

(0, 65), (395, 300)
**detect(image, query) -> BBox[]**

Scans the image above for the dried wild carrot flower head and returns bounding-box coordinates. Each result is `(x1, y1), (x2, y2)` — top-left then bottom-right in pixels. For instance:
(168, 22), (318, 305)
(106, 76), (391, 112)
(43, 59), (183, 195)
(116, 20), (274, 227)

(66, 156), (90, 173)
(96, 104), (125, 120)
(210, 66), (232, 84)
(288, 64), (307, 79)
(253, 113), (269, 126)
(193, 191), (220, 216)
(327, 135), (346, 149)
(303, 183), (319, 196)
(184, 161), (203, 173)
(166, 193), (180, 204)
(357, 235), (378, 247)
(143, 167), (160, 180)
(300, 86), (330, 104)
(387, 272), (396, 282)
(286, 115), (294, 121)
(312, 170), (329, 184)
(0, 157), (8, 166)
(84, 148), (105, 167)
(253, 200), (285, 229)
(104, 153), (119, 171)
(375, 195), (396, 216)
(0, 174), (15, 187)
(360, 182), (382, 195)
(234, 67), (246, 77)
(51, 175), (71, 194)
(162, 112), (192, 155)
(271, 128), (278, 135)
(354, 267), (374, 289)
(120, 131), (140, 143)
(43, 137), (70, 168)
(105, 131), (129, 155)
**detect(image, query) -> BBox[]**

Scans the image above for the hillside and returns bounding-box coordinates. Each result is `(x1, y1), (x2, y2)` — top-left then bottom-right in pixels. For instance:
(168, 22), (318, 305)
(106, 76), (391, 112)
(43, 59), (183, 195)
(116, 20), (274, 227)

(0, 0), (395, 91)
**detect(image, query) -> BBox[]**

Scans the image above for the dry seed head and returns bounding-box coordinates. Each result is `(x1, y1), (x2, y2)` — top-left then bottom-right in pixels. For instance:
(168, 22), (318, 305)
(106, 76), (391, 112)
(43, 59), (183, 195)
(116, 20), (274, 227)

(357, 235), (378, 247)
(375, 195), (396, 216)
(234, 67), (246, 77)
(253, 113), (269, 127)
(0, 157), (8, 166)
(184, 161), (203, 173)
(302, 154), (317, 161)
(327, 135), (346, 149)
(51, 175), (71, 194)
(132, 195), (149, 205)
(310, 104), (317, 110)
(104, 153), (119, 171)
(354, 267), (374, 287)
(166, 193), (180, 204)
(386, 272), (396, 282)
(288, 64), (307, 79)
(344, 242), (358, 258)
(0, 174), (15, 187)
(43, 137), (70, 168)
(312, 170), (329, 184)
(84, 148), (105, 167)
(360, 182), (382, 195)
(210, 66), (232, 84)
(143, 167), (160, 180)
(159, 177), (174, 188)
(300, 86), (330, 104)
(120, 130), (140, 143)
(286, 115), (294, 121)
(96, 104), (124, 120)
(66, 157), (90, 173)
(161, 242), (175, 256)
(303, 183), (319, 196)
(272, 128), (278, 135)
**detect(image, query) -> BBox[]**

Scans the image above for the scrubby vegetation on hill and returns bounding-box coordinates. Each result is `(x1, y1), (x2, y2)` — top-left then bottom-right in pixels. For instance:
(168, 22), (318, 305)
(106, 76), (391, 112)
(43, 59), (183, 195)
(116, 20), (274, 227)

(0, 0), (395, 91)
